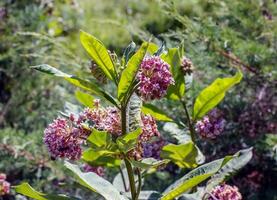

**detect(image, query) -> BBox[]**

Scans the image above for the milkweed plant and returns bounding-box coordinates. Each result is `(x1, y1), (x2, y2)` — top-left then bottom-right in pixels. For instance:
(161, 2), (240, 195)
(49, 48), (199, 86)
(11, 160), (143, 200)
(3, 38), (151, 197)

(14, 30), (253, 200)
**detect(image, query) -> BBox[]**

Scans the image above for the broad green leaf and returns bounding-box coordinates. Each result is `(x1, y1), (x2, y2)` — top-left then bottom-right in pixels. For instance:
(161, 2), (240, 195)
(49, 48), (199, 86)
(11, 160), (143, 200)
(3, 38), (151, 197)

(75, 90), (94, 108)
(80, 30), (117, 82)
(65, 162), (126, 200)
(87, 129), (112, 149)
(117, 42), (149, 102)
(161, 157), (231, 200)
(162, 123), (205, 164)
(206, 148), (253, 191)
(161, 143), (198, 168)
(142, 104), (173, 122)
(14, 183), (77, 200)
(116, 128), (142, 153)
(147, 42), (159, 54)
(193, 71), (243, 120)
(162, 48), (185, 100)
(32, 64), (118, 107)
(82, 148), (121, 167)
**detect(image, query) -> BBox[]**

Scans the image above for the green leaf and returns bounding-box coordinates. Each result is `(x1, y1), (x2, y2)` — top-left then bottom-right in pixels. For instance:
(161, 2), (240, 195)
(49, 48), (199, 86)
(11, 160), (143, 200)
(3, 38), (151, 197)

(65, 162), (126, 200)
(75, 90), (95, 108)
(193, 71), (243, 120)
(82, 148), (121, 167)
(117, 42), (149, 102)
(116, 128), (142, 153)
(161, 157), (231, 200)
(14, 183), (78, 200)
(206, 148), (253, 191)
(162, 48), (185, 100)
(142, 104), (173, 122)
(32, 64), (118, 107)
(161, 143), (198, 168)
(87, 129), (112, 149)
(80, 30), (117, 82)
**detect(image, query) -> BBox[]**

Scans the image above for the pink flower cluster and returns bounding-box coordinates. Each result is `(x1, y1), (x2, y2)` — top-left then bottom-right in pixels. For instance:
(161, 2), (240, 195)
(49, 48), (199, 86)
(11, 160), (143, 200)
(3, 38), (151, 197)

(195, 109), (226, 139)
(83, 164), (105, 177)
(209, 184), (242, 200)
(44, 99), (162, 161)
(181, 56), (193, 75)
(0, 173), (10, 196)
(44, 117), (83, 160)
(137, 56), (174, 101)
(140, 114), (160, 141)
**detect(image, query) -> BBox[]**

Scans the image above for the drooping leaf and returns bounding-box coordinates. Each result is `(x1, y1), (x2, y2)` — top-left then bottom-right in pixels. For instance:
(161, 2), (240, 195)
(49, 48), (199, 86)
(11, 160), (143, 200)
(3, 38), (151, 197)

(193, 71), (243, 120)
(123, 41), (136, 64)
(162, 48), (185, 100)
(32, 64), (118, 107)
(117, 42), (149, 102)
(131, 158), (170, 171)
(161, 157), (232, 200)
(75, 90), (95, 108)
(14, 183), (78, 200)
(206, 148), (253, 191)
(80, 30), (117, 82)
(65, 162), (126, 200)
(161, 143), (198, 168)
(142, 104), (173, 122)
(116, 128), (142, 153)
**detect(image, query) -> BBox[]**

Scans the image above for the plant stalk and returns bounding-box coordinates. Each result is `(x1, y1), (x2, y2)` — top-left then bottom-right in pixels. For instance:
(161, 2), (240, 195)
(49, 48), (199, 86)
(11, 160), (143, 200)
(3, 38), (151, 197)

(181, 100), (196, 142)
(121, 103), (137, 199)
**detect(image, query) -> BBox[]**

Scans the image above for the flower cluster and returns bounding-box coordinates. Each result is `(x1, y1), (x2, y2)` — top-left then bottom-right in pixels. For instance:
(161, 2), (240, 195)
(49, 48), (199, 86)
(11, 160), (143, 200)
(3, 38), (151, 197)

(137, 56), (174, 101)
(181, 56), (193, 75)
(129, 115), (162, 160)
(44, 117), (83, 160)
(142, 137), (166, 159)
(195, 109), (226, 139)
(0, 173), (10, 196)
(208, 184), (242, 200)
(83, 164), (105, 177)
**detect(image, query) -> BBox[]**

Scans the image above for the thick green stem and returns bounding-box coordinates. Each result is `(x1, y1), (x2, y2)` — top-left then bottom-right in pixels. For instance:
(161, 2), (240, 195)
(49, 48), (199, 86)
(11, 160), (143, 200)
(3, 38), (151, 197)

(124, 158), (137, 200)
(181, 100), (196, 142)
(121, 103), (137, 199)
(135, 168), (142, 200)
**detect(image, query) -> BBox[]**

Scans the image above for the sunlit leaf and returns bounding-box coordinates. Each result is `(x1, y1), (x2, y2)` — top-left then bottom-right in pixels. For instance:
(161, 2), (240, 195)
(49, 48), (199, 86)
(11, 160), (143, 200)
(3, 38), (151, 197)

(142, 104), (173, 122)
(65, 162), (126, 200)
(117, 42), (148, 102)
(161, 143), (198, 168)
(80, 30), (117, 82)
(15, 183), (78, 200)
(193, 71), (243, 120)
(75, 90), (95, 108)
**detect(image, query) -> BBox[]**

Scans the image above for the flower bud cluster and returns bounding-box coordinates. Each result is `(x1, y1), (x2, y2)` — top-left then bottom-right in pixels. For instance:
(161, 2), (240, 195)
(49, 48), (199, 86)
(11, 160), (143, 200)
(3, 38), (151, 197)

(208, 184), (242, 200)
(0, 173), (10, 196)
(195, 109), (226, 139)
(181, 56), (193, 75)
(137, 56), (174, 101)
